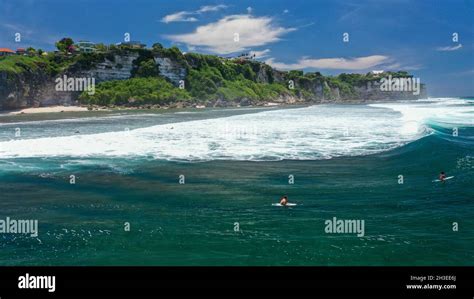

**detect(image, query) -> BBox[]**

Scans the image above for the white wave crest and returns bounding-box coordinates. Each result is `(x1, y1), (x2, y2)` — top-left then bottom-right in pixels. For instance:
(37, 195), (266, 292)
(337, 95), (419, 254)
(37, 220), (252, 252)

(1, 100), (471, 161)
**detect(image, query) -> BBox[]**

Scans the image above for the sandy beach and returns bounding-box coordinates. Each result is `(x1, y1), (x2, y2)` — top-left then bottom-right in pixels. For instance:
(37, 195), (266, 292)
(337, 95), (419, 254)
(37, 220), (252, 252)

(4, 106), (90, 115)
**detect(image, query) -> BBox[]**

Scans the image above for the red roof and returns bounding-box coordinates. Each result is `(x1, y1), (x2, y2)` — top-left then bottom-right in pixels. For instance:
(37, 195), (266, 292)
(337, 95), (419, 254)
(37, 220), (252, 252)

(0, 48), (15, 53)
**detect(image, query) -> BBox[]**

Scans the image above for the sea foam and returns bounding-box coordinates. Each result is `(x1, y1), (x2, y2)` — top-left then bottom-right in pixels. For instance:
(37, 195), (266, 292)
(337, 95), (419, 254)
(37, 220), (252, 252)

(0, 99), (471, 161)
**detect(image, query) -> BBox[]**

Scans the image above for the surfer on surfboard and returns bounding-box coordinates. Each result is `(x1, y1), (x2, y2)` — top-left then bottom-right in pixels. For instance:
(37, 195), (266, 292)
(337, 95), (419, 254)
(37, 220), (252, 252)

(280, 196), (288, 206)
(432, 172), (453, 182)
(439, 171), (447, 182)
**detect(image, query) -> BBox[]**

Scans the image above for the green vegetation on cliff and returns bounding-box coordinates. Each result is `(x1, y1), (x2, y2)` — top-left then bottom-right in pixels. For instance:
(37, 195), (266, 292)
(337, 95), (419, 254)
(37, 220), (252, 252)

(78, 49), (300, 106)
(0, 38), (423, 109)
(79, 77), (190, 106)
(183, 53), (296, 102)
(0, 50), (113, 76)
(0, 55), (58, 76)
(216, 80), (293, 101)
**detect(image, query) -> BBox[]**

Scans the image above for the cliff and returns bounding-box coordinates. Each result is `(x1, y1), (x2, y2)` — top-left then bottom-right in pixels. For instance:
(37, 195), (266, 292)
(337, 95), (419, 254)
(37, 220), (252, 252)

(0, 45), (427, 110)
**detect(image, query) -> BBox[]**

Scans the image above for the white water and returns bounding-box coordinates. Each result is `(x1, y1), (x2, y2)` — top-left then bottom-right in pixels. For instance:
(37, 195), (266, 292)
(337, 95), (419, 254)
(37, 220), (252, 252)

(0, 99), (471, 161)
(370, 97), (474, 131)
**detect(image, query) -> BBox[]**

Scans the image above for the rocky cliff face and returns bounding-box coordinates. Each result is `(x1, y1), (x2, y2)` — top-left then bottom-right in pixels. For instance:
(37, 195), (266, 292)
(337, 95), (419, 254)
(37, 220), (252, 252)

(246, 61), (427, 104)
(307, 80), (427, 103)
(349, 81), (428, 102)
(154, 57), (187, 85)
(0, 51), (426, 110)
(0, 64), (73, 109)
(81, 53), (138, 82)
(0, 52), (189, 110)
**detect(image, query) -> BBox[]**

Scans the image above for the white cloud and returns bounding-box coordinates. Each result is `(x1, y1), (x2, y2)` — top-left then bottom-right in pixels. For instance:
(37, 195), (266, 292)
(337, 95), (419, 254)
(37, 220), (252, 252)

(298, 22), (315, 29)
(384, 63), (422, 71)
(247, 7), (253, 14)
(249, 49), (271, 59)
(2, 23), (34, 35)
(162, 12), (198, 23)
(165, 15), (295, 54)
(436, 44), (462, 51)
(161, 5), (227, 23)
(265, 55), (390, 70)
(198, 5), (227, 13)
(283, 9), (289, 14)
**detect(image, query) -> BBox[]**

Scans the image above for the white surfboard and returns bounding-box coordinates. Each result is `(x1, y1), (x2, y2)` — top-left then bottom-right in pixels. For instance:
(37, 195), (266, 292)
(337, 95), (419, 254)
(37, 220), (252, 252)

(272, 203), (297, 207)
(432, 176), (454, 182)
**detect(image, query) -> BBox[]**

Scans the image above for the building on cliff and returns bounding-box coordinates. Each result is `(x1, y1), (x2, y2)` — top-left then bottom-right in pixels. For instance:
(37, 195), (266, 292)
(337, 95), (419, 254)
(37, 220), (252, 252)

(76, 41), (96, 53)
(0, 48), (15, 56)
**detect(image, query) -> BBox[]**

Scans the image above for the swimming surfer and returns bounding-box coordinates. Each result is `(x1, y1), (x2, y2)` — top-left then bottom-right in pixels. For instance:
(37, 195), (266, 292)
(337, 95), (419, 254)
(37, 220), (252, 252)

(280, 196), (288, 206)
(439, 171), (446, 182)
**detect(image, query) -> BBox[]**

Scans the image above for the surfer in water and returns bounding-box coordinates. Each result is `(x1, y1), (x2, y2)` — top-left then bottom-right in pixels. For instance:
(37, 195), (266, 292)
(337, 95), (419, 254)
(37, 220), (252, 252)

(439, 171), (447, 182)
(280, 196), (288, 206)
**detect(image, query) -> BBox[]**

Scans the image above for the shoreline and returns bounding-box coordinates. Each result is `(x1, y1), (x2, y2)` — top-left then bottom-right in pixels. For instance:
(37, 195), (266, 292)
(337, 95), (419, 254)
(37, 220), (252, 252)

(0, 101), (294, 116)
(2, 106), (92, 115)
(0, 97), (434, 116)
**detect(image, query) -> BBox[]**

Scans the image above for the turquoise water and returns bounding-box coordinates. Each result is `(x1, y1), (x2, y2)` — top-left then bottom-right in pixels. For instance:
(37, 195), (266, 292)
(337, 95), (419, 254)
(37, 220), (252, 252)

(0, 98), (473, 265)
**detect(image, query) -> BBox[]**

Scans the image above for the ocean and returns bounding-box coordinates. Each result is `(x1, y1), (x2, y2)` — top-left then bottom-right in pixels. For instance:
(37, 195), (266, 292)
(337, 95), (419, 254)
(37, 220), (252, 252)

(0, 98), (473, 265)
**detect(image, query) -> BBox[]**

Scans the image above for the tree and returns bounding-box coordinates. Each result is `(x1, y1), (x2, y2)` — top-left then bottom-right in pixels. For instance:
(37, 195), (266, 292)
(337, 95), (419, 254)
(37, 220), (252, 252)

(241, 64), (256, 81)
(134, 59), (159, 77)
(26, 47), (36, 56)
(288, 70), (304, 78)
(152, 43), (164, 50)
(187, 69), (218, 99)
(56, 38), (74, 52)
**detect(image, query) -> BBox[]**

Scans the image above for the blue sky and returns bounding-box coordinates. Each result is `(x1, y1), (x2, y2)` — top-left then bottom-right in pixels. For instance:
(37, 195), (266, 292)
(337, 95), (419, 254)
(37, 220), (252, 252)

(0, 0), (473, 96)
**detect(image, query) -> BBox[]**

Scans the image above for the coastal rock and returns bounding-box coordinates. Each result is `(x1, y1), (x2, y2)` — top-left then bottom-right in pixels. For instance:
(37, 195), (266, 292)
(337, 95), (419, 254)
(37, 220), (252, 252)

(214, 99), (228, 107)
(154, 57), (187, 85)
(239, 98), (251, 106)
(83, 53), (138, 82)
